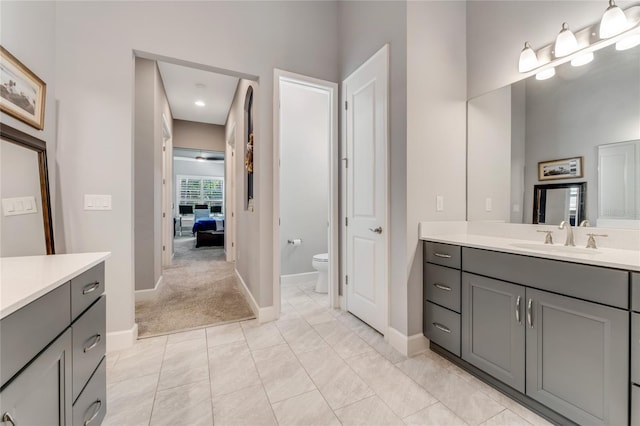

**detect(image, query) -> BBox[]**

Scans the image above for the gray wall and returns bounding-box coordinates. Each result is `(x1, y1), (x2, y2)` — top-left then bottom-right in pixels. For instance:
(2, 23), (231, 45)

(0, 1), (62, 252)
(0, 141), (47, 256)
(406, 1), (468, 336)
(173, 119), (225, 152)
(279, 80), (330, 276)
(338, 0), (409, 333)
(54, 1), (340, 334)
(134, 58), (172, 291)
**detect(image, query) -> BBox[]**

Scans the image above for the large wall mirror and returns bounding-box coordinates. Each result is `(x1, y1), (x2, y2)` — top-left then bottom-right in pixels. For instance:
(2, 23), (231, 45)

(467, 43), (640, 229)
(0, 124), (55, 255)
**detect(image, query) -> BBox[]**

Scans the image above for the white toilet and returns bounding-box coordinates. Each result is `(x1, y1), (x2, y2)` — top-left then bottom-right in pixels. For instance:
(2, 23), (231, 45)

(311, 253), (329, 293)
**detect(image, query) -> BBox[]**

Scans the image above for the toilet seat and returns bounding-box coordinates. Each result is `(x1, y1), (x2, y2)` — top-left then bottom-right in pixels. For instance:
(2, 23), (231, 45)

(313, 253), (329, 262)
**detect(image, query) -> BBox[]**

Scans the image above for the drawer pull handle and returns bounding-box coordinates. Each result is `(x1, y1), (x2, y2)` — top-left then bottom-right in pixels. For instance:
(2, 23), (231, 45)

(515, 296), (521, 324)
(433, 283), (452, 291)
(2, 412), (16, 426)
(84, 399), (102, 426)
(82, 282), (100, 295)
(84, 334), (102, 352)
(433, 253), (452, 259)
(433, 322), (451, 334)
(527, 298), (534, 328)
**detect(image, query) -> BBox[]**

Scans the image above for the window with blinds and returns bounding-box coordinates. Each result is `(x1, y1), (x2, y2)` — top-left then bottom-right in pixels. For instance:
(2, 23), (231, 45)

(177, 175), (224, 213)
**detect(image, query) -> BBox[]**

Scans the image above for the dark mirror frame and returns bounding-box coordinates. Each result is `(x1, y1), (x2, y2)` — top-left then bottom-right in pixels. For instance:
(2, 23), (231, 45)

(0, 123), (55, 254)
(533, 182), (586, 227)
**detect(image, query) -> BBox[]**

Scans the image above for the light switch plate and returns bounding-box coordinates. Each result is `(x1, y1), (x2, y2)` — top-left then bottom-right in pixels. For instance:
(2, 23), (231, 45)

(84, 194), (112, 211)
(485, 197), (492, 212)
(2, 196), (38, 216)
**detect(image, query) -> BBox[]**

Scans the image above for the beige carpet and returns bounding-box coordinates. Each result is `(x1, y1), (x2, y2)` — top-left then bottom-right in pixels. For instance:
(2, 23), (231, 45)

(136, 236), (255, 337)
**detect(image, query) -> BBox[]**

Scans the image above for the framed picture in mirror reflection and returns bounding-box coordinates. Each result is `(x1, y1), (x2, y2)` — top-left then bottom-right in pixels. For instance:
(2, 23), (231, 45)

(538, 157), (583, 181)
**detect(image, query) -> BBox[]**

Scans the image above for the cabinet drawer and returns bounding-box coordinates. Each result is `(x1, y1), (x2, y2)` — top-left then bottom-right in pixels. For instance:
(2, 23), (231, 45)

(424, 301), (460, 356)
(633, 313), (640, 385)
(0, 282), (70, 387)
(424, 242), (461, 269)
(633, 273), (640, 313)
(71, 263), (105, 321)
(72, 296), (106, 402)
(424, 263), (461, 312)
(73, 356), (106, 426)
(462, 247), (629, 309)
(633, 385), (640, 426)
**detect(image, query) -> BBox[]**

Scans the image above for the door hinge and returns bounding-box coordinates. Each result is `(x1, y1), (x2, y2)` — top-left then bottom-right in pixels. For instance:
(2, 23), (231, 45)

(345, 217), (348, 227)
(345, 100), (348, 110)
(345, 275), (349, 285)
(162, 212), (166, 218)
(162, 146), (166, 152)
(162, 245), (166, 251)
(279, 218), (281, 226)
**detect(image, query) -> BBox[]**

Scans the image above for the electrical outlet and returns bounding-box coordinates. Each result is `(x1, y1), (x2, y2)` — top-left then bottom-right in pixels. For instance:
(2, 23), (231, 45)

(485, 197), (492, 212)
(436, 195), (444, 212)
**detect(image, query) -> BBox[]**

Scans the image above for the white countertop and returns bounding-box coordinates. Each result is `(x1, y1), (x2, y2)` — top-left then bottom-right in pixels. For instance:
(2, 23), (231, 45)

(0, 252), (110, 319)
(419, 232), (640, 272)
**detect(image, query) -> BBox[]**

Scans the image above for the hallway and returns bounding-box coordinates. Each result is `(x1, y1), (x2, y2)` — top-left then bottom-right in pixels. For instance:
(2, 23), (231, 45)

(135, 236), (254, 337)
(106, 278), (550, 425)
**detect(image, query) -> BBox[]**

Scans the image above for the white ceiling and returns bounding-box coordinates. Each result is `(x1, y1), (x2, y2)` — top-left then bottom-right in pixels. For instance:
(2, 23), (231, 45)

(157, 61), (239, 126)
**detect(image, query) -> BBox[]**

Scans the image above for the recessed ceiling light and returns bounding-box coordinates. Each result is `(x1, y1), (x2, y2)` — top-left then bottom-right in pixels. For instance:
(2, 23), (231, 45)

(195, 100), (206, 107)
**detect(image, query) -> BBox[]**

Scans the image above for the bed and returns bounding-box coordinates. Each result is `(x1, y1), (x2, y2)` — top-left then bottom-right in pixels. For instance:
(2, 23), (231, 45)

(192, 217), (225, 248)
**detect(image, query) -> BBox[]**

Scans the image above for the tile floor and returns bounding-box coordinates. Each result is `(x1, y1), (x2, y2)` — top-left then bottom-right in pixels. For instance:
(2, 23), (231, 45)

(104, 279), (552, 426)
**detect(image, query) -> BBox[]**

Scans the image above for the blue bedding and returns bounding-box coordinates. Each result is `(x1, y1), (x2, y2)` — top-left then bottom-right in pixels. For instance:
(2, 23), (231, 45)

(192, 218), (224, 233)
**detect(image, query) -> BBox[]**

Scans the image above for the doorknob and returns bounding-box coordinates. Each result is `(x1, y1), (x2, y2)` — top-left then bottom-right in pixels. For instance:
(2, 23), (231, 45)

(369, 226), (383, 234)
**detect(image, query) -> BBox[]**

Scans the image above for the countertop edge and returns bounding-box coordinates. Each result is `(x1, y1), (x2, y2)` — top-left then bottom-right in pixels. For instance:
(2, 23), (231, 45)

(420, 235), (640, 272)
(0, 252), (111, 319)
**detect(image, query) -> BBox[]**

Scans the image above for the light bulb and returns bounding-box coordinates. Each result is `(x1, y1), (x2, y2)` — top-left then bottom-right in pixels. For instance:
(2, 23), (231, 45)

(555, 23), (578, 57)
(571, 52), (594, 67)
(616, 33), (640, 50)
(600, 0), (628, 39)
(518, 42), (539, 72)
(536, 68), (556, 80)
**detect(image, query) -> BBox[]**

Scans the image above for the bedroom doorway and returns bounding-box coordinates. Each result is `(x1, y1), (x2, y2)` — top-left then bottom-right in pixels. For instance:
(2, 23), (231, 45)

(133, 53), (259, 337)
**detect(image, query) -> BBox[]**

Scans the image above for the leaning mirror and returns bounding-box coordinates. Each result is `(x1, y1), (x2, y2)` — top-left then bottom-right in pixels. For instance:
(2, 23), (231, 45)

(467, 42), (640, 229)
(0, 124), (54, 255)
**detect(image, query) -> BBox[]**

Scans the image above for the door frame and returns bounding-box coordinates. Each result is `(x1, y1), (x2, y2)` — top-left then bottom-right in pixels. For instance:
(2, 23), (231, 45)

(225, 123), (237, 262)
(161, 112), (173, 267)
(272, 69), (339, 315)
(341, 44), (390, 336)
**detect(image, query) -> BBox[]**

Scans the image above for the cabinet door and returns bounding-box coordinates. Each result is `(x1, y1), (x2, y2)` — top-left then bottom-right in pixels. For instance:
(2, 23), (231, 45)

(461, 273), (525, 392)
(0, 329), (72, 426)
(525, 289), (628, 426)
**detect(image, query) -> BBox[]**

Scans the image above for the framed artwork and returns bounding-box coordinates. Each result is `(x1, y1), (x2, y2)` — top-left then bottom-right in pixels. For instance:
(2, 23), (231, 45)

(538, 157), (583, 181)
(0, 46), (46, 130)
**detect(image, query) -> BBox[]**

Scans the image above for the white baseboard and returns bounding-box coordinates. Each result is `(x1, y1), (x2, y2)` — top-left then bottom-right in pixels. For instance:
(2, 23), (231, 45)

(280, 271), (318, 286)
(387, 326), (429, 357)
(107, 323), (138, 353)
(235, 269), (279, 323)
(235, 269), (259, 318)
(135, 275), (162, 302)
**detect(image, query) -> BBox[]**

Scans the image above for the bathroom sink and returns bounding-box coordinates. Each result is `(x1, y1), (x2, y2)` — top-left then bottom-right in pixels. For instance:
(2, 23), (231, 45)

(510, 243), (601, 255)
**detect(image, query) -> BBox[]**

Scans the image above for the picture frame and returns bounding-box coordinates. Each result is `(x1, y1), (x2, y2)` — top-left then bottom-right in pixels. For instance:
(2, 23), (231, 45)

(538, 156), (583, 181)
(0, 46), (46, 130)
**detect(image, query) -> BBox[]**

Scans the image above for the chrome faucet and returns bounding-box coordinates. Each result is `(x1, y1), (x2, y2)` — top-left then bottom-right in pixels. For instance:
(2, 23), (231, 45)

(558, 221), (575, 246)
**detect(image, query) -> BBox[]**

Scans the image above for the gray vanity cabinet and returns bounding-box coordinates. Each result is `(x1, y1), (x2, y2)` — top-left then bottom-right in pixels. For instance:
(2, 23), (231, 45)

(461, 273), (525, 392)
(0, 329), (72, 425)
(525, 288), (628, 426)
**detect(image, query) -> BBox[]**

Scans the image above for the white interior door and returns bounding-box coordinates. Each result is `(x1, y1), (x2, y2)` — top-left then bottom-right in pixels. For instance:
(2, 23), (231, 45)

(344, 45), (389, 335)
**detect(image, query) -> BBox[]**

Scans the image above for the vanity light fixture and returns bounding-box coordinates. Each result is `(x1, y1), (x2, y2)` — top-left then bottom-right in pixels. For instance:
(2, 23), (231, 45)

(518, 42), (539, 72)
(536, 68), (556, 80)
(555, 23), (579, 57)
(195, 100), (206, 107)
(571, 52), (594, 67)
(600, 0), (628, 39)
(517, 4), (640, 78)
